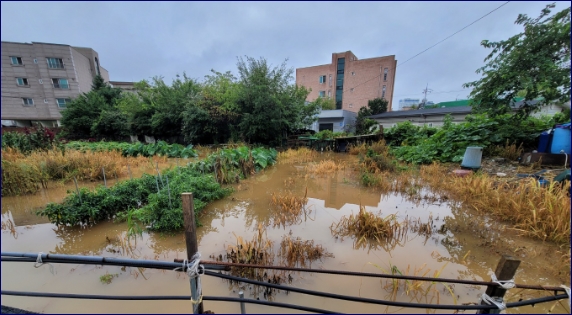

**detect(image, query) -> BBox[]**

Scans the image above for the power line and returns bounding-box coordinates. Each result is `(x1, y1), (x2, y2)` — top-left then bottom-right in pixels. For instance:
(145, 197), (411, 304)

(344, 1), (510, 94)
(398, 1), (511, 67)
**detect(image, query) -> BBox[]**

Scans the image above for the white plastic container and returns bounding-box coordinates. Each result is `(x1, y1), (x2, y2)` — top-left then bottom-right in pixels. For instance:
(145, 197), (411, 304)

(461, 146), (483, 170)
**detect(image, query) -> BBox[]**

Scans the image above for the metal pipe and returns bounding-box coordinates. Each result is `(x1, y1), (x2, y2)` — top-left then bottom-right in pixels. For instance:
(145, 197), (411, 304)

(174, 259), (565, 292)
(239, 291), (246, 314)
(1, 252), (227, 271)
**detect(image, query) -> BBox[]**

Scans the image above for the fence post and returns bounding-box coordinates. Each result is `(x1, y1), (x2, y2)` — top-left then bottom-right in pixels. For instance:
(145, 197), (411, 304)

(239, 291), (246, 314)
(182, 193), (204, 314)
(73, 177), (82, 203)
(102, 167), (107, 188)
(477, 255), (521, 314)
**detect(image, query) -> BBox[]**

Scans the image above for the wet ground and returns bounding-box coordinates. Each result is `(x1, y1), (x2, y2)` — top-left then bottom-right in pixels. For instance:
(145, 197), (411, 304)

(1, 152), (570, 314)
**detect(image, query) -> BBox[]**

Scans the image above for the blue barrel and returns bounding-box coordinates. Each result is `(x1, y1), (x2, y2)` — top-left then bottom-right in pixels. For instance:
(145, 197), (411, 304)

(537, 131), (552, 153)
(550, 123), (571, 154)
(461, 147), (483, 170)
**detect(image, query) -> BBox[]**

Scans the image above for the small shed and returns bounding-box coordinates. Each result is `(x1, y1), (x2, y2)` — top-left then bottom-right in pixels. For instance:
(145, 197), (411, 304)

(309, 109), (357, 133)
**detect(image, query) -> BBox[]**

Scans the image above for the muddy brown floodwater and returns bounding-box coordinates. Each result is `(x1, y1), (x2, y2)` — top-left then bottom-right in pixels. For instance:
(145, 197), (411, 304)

(1, 153), (570, 314)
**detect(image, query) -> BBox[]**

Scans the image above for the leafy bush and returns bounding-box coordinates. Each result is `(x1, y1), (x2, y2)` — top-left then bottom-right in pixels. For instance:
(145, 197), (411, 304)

(66, 140), (198, 158)
(37, 146), (277, 231)
(1, 124), (60, 154)
(389, 114), (556, 164)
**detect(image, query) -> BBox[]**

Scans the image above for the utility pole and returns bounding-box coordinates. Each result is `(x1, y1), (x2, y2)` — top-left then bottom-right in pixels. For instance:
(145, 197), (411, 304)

(420, 83), (433, 109)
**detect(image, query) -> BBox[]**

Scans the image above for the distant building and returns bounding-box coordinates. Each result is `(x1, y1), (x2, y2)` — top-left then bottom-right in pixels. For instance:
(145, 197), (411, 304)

(109, 81), (136, 93)
(1, 41), (109, 127)
(398, 98), (420, 110)
(296, 51), (397, 113)
(370, 99), (568, 129)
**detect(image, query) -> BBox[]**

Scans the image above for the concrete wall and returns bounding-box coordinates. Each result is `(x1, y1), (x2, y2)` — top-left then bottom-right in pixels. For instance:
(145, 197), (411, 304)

(1, 42), (80, 121)
(296, 51), (397, 113)
(310, 109), (357, 133)
(1, 41), (108, 123)
(70, 47), (92, 94)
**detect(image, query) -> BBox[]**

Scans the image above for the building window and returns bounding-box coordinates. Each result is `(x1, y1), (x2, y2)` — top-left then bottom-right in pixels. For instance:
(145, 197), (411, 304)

(10, 56), (23, 65)
(319, 75), (326, 84)
(22, 98), (34, 106)
(52, 78), (69, 89)
(384, 68), (388, 81)
(335, 58), (345, 109)
(328, 90), (331, 97)
(56, 98), (71, 108)
(319, 91), (325, 97)
(351, 72), (355, 76)
(382, 85), (386, 98)
(16, 78), (29, 86)
(329, 74), (332, 87)
(95, 57), (101, 76)
(47, 57), (65, 69)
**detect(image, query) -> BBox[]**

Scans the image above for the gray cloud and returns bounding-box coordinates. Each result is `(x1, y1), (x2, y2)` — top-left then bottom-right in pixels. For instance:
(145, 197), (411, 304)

(2, 1), (565, 106)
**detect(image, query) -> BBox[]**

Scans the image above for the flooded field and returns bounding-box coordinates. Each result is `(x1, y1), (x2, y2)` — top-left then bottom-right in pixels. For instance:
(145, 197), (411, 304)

(1, 152), (570, 314)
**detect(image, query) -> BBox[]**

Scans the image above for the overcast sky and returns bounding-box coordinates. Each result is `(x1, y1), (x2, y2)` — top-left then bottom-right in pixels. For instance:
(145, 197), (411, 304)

(1, 1), (567, 109)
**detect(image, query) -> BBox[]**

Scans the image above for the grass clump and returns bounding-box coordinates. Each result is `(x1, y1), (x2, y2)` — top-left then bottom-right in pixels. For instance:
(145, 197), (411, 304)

(487, 140), (524, 160)
(331, 206), (405, 248)
(420, 163), (571, 243)
(305, 160), (346, 176)
(270, 188), (309, 228)
(1, 148), (154, 196)
(279, 235), (333, 267)
(277, 147), (318, 164)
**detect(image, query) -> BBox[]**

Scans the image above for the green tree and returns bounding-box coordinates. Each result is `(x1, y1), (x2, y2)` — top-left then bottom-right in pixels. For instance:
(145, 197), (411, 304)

(310, 96), (335, 110)
(463, 4), (571, 119)
(91, 75), (123, 105)
(367, 97), (388, 115)
(235, 56), (310, 145)
(60, 76), (124, 140)
(139, 74), (201, 139)
(60, 92), (108, 139)
(353, 98), (388, 135)
(91, 110), (130, 140)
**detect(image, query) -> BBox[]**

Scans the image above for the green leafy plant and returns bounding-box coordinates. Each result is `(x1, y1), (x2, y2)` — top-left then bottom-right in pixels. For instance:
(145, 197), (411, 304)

(37, 146), (276, 232)
(65, 141), (198, 158)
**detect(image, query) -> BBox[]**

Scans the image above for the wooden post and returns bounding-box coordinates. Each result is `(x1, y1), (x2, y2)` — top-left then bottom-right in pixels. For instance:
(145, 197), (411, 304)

(477, 255), (521, 314)
(182, 193), (203, 314)
(102, 167), (107, 188)
(73, 177), (82, 203)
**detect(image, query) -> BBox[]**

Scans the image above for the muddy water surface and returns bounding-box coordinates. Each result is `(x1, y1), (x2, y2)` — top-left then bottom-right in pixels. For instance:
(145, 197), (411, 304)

(1, 153), (569, 314)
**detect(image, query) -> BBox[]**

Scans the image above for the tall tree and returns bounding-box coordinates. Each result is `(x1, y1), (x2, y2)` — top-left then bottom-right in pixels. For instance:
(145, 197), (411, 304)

(60, 76), (123, 139)
(463, 4), (571, 119)
(235, 56), (310, 145)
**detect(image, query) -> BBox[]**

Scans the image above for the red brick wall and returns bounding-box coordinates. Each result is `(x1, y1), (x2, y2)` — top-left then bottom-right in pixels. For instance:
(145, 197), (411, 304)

(296, 51), (397, 113)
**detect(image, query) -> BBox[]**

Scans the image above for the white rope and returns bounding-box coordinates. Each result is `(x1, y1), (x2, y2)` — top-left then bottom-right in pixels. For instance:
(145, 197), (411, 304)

(174, 252), (203, 307)
(34, 252), (56, 275)
(480, 293), (507, 311)
(491, 273), (515, 290)
(561, 285), (571, 310)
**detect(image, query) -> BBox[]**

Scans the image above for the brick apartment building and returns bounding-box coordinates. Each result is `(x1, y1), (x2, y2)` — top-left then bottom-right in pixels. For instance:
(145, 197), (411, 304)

(1, 41), (110, 128)
(296, 51), (397, 113)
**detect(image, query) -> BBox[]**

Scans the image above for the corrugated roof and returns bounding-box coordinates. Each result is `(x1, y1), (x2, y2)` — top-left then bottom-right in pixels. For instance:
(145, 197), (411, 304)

(370, 106), (473, 119)
(435, 99), (472, 108)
